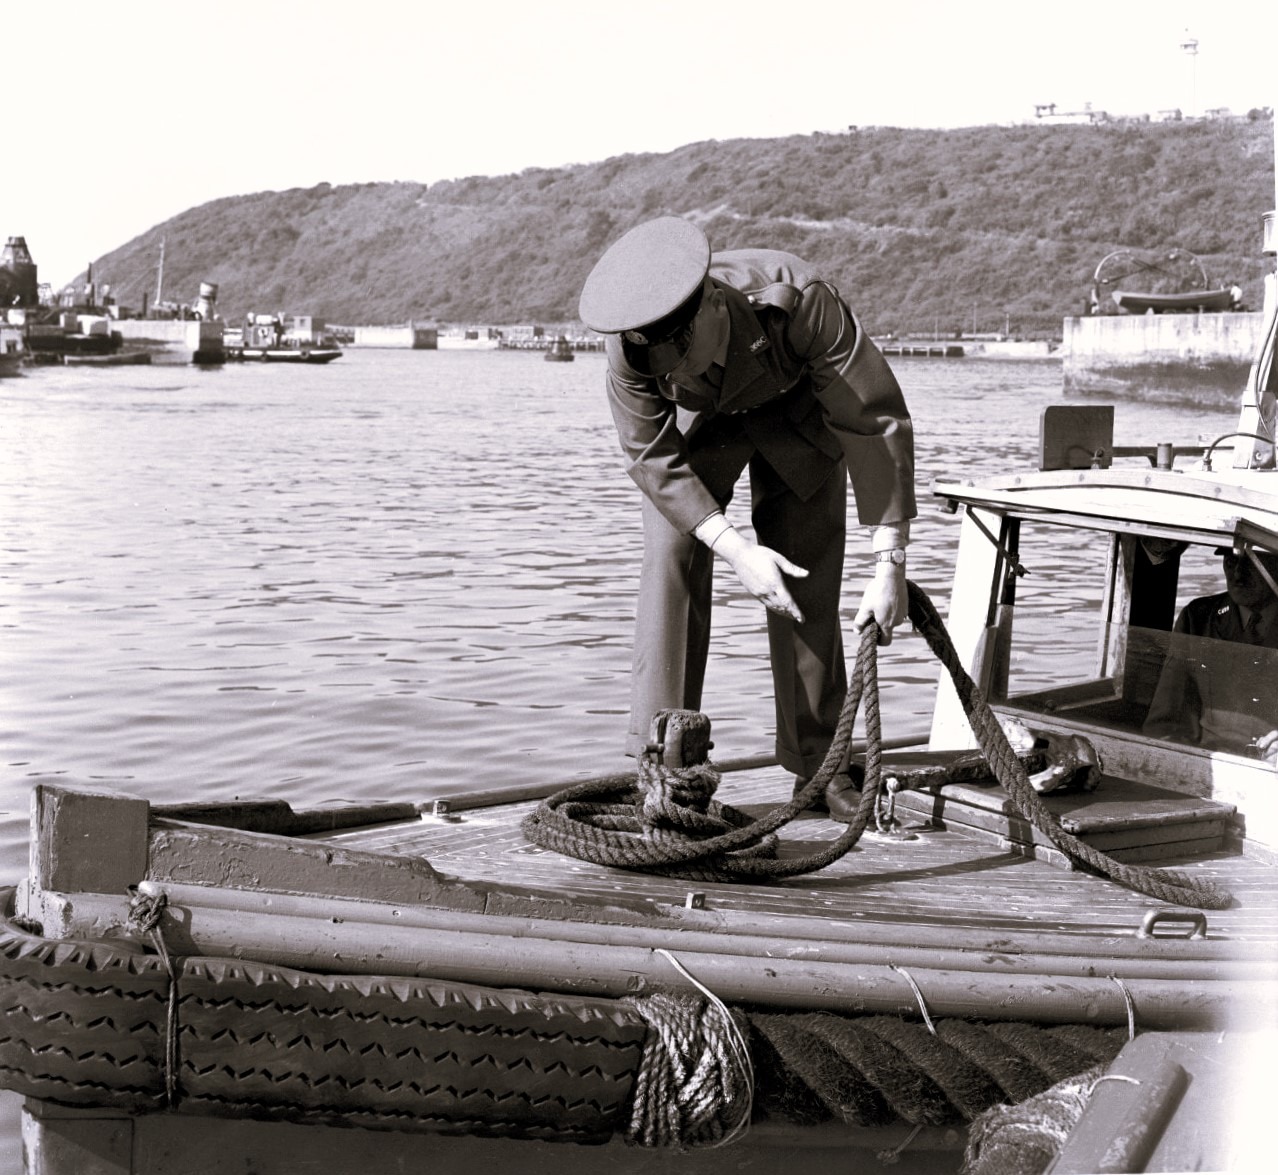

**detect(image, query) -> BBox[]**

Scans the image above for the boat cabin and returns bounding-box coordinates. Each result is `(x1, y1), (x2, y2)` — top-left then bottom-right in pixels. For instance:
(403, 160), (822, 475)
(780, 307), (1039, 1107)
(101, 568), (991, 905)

(931, 404), (1278, 855)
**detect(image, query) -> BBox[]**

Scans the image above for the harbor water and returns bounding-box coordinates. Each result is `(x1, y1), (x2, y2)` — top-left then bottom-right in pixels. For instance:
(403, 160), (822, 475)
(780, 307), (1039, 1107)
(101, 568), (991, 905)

(0, 349), (1240, 1170)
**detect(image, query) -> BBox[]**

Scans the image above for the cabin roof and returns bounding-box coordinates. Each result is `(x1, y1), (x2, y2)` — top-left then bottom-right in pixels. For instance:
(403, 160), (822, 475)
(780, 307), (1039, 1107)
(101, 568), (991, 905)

(931, 467), (1278, 549)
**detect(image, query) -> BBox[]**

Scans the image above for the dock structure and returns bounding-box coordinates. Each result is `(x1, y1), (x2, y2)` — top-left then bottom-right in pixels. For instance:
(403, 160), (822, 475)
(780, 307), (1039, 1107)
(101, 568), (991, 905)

(876, 341), (965, 358)
(349, 322), (438, 349)
(1062, 311), (1265, 403)
(108, 318), (225, 365)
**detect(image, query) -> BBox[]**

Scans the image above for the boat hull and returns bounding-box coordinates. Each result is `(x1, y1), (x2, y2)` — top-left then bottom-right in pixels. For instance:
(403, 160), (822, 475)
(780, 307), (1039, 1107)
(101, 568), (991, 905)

(0, 887), (643, 1140)
(225, 347), (343, 363)
(1111, 288), (1236, 314)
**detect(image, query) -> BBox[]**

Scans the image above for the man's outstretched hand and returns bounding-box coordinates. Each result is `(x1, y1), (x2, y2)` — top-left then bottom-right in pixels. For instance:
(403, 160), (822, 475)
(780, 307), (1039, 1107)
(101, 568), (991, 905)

(713, 530), (809, 623)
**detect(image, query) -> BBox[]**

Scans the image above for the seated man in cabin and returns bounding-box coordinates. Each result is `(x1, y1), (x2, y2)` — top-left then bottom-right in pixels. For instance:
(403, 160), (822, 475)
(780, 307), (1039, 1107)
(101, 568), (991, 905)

(1143, 546), (1278, 762)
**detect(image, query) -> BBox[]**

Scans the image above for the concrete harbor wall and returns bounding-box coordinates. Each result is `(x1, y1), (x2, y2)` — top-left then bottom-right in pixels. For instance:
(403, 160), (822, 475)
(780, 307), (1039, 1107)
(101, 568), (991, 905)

(350, 324), (438, 349)
(110, 319), (224, 364)
(1062, 311), (1264, 404)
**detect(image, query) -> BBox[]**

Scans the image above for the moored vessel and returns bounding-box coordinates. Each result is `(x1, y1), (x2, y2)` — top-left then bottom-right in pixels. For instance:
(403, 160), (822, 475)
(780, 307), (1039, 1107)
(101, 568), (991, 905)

(5, 129), (1278, 1175)
(224, 314), (342, 363)
(437, 326), (502, 350)
(544, 334), (576, 361)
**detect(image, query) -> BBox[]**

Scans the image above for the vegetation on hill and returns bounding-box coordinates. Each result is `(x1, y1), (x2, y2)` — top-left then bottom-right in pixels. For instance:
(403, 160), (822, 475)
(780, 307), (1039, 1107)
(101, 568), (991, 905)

(75, 115), (1275, 338)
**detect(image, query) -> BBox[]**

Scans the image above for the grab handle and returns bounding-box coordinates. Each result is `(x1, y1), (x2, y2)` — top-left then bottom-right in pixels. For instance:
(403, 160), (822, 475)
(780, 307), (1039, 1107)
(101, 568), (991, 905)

(1138, 909), (1208, 939)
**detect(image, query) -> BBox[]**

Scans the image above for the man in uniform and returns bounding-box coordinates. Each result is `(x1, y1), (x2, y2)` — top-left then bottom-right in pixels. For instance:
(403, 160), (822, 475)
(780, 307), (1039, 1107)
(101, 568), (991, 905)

(578, 217), (916, 807)
(1144, 546), (1278, 761)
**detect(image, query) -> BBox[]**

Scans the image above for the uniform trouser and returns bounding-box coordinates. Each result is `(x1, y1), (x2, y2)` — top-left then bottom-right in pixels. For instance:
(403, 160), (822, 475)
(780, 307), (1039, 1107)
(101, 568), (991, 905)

(625, 443), (849, 778)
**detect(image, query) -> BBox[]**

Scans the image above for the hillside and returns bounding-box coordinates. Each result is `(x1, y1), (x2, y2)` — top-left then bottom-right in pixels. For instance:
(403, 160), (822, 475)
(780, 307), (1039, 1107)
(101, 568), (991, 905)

(73, 116), (1275, 338)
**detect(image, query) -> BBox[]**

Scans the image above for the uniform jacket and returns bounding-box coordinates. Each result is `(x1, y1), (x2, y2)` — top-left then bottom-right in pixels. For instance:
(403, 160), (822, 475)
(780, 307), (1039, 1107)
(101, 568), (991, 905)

(1174, 592), (1278, 649)
(1144, 591), (1278, 749)
(604, 248), (917, 535)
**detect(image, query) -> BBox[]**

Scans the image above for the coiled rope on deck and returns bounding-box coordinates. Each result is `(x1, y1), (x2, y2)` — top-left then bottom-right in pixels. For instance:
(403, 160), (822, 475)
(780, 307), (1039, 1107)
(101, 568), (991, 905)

(523, 581), (1231, 908)
(521, 603), (895, 882)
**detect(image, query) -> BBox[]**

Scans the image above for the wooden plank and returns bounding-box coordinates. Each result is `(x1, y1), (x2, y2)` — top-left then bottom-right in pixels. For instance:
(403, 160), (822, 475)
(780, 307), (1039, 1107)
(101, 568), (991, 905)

(150, 799), (420, 835)
(146, 820), (672, 926)
(892, 792), (1230, 851)
(31, 784), (149, 897)
(895, 777), (1234, 828)
(1051, 1031), (1271, 1174)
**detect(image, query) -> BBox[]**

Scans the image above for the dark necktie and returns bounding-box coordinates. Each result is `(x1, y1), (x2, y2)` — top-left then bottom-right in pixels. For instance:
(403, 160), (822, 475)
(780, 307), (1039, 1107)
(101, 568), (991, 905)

(703, 363), (724, 391)
(1243, 611), (1264, 645)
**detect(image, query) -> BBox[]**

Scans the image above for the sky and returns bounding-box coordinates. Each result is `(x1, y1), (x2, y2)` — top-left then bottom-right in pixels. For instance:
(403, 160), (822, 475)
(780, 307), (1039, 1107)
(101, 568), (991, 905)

(4, 0), (1274, 289)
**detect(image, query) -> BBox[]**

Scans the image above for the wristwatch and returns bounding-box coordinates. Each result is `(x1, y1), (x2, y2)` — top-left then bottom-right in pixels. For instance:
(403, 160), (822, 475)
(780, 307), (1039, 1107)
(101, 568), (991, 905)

(875, 548), (907, 565)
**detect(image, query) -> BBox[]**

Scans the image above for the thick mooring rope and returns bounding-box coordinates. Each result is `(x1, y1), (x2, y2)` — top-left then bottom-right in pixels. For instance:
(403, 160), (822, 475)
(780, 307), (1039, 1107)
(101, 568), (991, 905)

(521, 617), (890, 882)
(523, 581), (1231, 908)
(904, 582), (1231, 910)
(621, 990), (1127, 1148)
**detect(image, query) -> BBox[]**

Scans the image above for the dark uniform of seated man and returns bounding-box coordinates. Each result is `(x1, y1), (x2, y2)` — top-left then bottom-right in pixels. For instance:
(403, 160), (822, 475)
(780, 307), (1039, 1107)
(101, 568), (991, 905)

(578, 217), (917, 798)
(1144, 546), (1278, 762)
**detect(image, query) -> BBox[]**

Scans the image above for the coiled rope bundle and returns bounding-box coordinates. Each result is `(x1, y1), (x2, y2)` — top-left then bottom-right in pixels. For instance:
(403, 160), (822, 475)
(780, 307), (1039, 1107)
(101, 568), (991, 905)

(523, 581), (1231, 908)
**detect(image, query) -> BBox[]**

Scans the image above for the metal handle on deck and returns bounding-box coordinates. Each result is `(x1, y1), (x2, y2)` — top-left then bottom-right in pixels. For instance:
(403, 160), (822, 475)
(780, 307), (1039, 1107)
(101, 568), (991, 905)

(1137, 909), (1208, 939)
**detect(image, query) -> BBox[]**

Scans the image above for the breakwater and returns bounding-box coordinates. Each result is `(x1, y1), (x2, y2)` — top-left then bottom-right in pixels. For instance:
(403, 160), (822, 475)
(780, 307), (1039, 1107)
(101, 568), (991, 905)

(1062, 311), (1265, 404)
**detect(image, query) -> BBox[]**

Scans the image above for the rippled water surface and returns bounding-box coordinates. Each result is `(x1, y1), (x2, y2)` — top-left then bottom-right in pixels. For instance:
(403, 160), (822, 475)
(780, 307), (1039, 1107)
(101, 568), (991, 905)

(0, 349), (1236, 1169)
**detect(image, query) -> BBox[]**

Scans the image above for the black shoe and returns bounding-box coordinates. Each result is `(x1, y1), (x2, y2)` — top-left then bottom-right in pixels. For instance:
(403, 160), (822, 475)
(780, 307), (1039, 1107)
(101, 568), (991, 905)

(825, 772), (863, 822)
(791, 775), (827, 812)
(795, 769), (865, 817)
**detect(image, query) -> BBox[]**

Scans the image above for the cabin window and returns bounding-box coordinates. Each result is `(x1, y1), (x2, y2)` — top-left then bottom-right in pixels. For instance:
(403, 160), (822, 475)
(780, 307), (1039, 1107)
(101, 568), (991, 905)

(987, 522), (1278, 762)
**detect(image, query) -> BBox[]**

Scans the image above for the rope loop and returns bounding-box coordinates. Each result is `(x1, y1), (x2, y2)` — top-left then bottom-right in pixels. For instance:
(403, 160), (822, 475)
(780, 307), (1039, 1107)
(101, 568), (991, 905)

(623, 985), (753, 1149)
(523, 580), (1233, 908)
(126, 886), (168, 937)
(637, 758), (720, 830)
(904, 581), (1232, 910)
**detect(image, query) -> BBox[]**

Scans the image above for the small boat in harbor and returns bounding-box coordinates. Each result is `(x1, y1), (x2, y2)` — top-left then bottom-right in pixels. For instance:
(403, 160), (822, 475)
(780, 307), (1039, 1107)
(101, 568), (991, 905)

(224, 314), (342, 364)
(544, 334), (576, 362)
(1112, 287), (1239, 315)
(62, 350), (152, 367)
(1094, 246), (1244, 316)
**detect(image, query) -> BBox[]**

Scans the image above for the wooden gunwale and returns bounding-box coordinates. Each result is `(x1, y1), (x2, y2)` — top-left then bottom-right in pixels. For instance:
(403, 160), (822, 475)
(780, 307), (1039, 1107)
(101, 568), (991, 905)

(127, 765), (1278, 973)
(99, 886), (1268, 1030)
(138, 878), (1278, 982)
(936, 468), (1278, 509)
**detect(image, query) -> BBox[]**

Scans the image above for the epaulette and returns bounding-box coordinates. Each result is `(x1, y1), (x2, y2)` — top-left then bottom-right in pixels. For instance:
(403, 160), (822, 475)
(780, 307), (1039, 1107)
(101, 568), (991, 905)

(744, 281), (802, 316)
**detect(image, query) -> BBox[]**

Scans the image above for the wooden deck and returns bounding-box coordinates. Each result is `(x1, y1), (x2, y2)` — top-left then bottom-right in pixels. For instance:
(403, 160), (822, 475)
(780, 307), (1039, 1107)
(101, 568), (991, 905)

(324, 764), (1278, 953)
